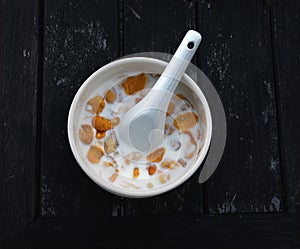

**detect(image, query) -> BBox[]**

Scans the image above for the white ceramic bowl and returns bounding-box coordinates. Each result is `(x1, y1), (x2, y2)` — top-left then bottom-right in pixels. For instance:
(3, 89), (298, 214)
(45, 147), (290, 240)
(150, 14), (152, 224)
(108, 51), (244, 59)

(68, 57), (212, 197)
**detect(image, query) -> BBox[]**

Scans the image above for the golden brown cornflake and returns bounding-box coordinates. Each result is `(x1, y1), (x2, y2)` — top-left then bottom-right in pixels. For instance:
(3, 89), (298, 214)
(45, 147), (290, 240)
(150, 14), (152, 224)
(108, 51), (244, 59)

(183, 130), (197, 159)
(176, 93), (194, 109)
(164, 124), (174, 136)
(159, 174), (166, 184)
(160, 161), (171, 169)
(167, 102), (175, 116)
(103, 161), (114, 167)
(111, 117), (120, 127)
(135, 97), (142, 104)
(122, 181), (140, 189)
(197, 129), (201, 140)
(87, 96), (105, 114)
(147, 164), (157, 175)
(109, 172), (118, 182)
(87, 145), (104, 164)
(147, 183), (154, 189)
(126, 152), (143, 161)
(96, 130), (106, 139)
(174, 112), (198, 131)
(104, 132), (118, 154)
(133, 167), (140, 178)
(79, 124), (94, 144)
(105, 89), (117, 103)
(160, 160), (179, 169)
(146, 147), (166, 163)
(107, 155), (117, 164)
(178, 159), (187, 167)
(92, 116), (112, 131)
(169, 139), (181, 151)
(183, 130), (197, 146)
(122, 73), (148, 95)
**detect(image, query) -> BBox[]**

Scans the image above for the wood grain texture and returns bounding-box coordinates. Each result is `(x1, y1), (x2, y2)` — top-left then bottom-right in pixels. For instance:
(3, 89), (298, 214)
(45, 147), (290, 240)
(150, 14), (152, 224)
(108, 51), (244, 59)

(8, 215), (300, 249)
(41, 0), (121, 217)
(0, 0), (39, 242)
(122, 0), (202, 215)
(271, 3), (300, 212)
(198, 1), (283, 213)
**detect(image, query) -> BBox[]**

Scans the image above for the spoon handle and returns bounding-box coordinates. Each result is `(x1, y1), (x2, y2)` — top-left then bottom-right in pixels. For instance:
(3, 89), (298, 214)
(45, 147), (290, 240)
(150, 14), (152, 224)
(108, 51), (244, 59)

(153, 30), (202, 93)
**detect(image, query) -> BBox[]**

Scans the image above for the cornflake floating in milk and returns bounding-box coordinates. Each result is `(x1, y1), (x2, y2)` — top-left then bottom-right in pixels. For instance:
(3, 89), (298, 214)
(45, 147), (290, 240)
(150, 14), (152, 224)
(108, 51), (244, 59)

(79, 124), (94, 144)
(87, 96), (105, 114)
(87, 145), (104, 164)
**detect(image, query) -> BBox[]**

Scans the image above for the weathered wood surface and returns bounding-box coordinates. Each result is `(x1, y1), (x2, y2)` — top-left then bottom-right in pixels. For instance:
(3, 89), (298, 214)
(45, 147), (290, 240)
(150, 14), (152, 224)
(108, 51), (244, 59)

(9, 215), (300, 249)
(271, 3), (300, 212)
(1, 0), (300, 247)
(41, 0), (121, 217)
(0, 0), (39, 243)
(198, 1), (283, 213)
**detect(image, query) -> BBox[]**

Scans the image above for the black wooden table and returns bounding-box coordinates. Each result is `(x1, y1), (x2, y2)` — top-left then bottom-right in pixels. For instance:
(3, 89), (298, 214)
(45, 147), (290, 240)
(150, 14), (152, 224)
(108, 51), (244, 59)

(1, 1), (300, 248)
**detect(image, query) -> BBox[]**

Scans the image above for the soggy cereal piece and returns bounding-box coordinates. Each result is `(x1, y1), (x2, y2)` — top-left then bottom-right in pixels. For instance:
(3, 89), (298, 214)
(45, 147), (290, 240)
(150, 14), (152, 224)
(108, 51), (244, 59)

(87, 145), (104, 164)
(133, 167), (140, 178)
(104, 131), (118, 154)
(122, 181), (140, 189)
(178, 159), (187, 167)
(122, 73), (148, 95)
(174, 112), (198, 131)
(107, 154), (117, 164)
(176, 93), (194, 109)
(147, 164), (157, 175)
(147, 183), (154, 189)
(159, 174), (166, 184)
(161, 160), (178, 169)
(126, 151), (143, 161)
(111, 117), (120, 127)
(164, 124), (174, 136)
(167, 102), (175, 116)
(109, 172), (118, 182)
(197, 129), (201, 140)
(92, 116), (112, 131)
(104, 161), (114, 167)
(79, 124), (94, 144)
(179, 101), (191, 111)
(135, 97), (142, 104)
(87, 96), (105, 114)
(146, 147), (166, 163)
(183, 130), (197, 146)
(160, 161), (171, 169)
(185, 151), (195, 159)
(105, 89), (117, 103)
(169, 139), (181, 151)
(183, 130), (197, 159)
(160, 160), (179, 169)
(96, 130), (106, 139)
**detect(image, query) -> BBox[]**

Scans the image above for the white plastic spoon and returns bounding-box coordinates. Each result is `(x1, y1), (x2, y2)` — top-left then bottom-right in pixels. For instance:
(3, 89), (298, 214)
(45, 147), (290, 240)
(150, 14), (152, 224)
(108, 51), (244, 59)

(116, 30), (202, 154)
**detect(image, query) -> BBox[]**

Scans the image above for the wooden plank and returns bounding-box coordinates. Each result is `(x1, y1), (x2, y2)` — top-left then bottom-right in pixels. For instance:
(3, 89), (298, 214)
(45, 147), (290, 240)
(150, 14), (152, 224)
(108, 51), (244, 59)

(0, 0), (39, 242)
(123, 0), (202, 215)
(198, 1), (283, 213)
(41, 0), (121, 217)
(8, 215), (300, 249)
(271, 3), (300, 212)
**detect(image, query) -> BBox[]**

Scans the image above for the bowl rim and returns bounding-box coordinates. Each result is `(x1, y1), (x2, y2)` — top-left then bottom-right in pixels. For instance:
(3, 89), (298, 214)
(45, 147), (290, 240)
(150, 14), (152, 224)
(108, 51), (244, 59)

(67, 57), (212, 197)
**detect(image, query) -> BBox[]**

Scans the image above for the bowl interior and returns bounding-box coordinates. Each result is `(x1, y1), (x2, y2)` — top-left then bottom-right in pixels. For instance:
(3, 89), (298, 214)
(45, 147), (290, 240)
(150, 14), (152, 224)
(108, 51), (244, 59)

(68, 57), (212, 197)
